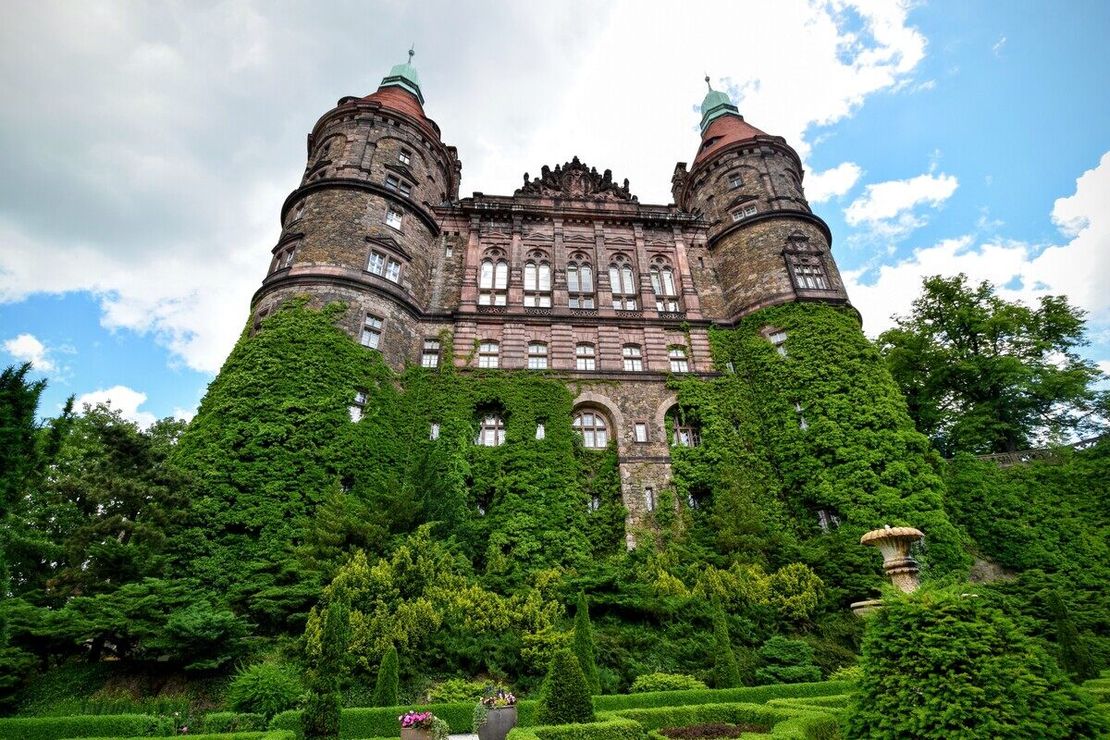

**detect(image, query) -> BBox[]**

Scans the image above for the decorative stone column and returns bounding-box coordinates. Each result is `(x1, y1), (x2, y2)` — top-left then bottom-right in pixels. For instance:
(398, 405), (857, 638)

(850, 525), (925, 617)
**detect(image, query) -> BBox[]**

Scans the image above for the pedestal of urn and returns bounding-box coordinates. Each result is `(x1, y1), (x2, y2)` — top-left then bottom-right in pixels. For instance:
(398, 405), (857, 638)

(860, 526), (925, 593)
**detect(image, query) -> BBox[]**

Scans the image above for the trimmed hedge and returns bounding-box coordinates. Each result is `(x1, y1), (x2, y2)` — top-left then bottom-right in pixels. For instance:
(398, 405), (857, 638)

(76, 734), (295, 740)
(767, 695), (850, 710)
(506, 717), (642, 740)
(269, 700), (539, 737)
(593, 680), (852, 712)
(608, 702), (788, 731)
(0, 714), (174, 740)
(201, 712), (267, 733)
(768, 712), (842, 739)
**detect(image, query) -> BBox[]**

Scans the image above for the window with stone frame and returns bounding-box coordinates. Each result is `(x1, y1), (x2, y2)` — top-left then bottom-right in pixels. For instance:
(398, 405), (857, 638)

(360, 314), (383, 350)
(608, 253), (638, 310)
(668, 346), (690, 373)
(398, 147), (412, 165)
(566, 253), (595, 308)
(478, 250), (509, 306)
(349, 389), (368, 422)
(622, 344), (644, 372)
(575, 343), (596, 371)
(429, 422), (440, 440)
(385, 206), (403, 230)
(524, 251), (552, 307)
(727, 171), (743, 189)
(573, 409), (609, 449)
(644, 486), (656, 512)
(765, 328), (788, 357)
(478, 340), (500, 369)
(527, 341), (548, 370)
(384, 257), (402, 282)
(634, 422), (649, 443)
(421, 338), (440, 368)
(783, 231), (833, 292)
(288, 199), (306, 224)
(271, 242), (297, 273)
(367, 250), (387, 275)
(650, 258), (680, 312)
(384, 174), (414, 198)
(731, 202), (758, 221)
(666, 404), (701, 447)
(475, 413), (506, 447)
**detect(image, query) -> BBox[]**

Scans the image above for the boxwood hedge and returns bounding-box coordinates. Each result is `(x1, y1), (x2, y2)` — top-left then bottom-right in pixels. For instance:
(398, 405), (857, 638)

(0, 714), (174, 740)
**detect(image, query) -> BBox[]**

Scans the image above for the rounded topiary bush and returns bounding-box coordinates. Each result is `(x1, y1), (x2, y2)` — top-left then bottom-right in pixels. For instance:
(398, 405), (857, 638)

(755, 636), (821, 684)
(630, 672), (708, 693)
(537, 649), (594, 725)
(846, 586), (1108, 738)
(226, 662), (303, 718)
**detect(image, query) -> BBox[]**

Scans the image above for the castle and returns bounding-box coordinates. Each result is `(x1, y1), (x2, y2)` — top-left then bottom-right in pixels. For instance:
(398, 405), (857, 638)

(251, 54), (853, 541)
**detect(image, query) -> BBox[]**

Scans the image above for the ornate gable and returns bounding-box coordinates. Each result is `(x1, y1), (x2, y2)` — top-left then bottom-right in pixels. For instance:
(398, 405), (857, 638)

(515, 156), (638, 202)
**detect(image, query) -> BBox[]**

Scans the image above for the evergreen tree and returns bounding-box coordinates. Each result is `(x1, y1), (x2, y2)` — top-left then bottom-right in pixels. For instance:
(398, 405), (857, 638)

(536, 649), (594, 725)
(754, 635), (821, 684)
(711, 609), (741, 689)
(572, 592), (600, 694)
(371, 643), (399, 707)
(1044, 589), (1095, 681)
(303, 600), (350, 739)
(846, 587), (1107, 738)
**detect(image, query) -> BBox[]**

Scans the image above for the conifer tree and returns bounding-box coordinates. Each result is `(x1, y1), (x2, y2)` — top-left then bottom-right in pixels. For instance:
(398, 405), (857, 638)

(371, 643), (399, 707)
(572, 592), (600, 694)
(537, 648), (594, 725)
(711, 609), (741, 689)
(303, 599), (349, 738)
(1044, 589), (1095, 681)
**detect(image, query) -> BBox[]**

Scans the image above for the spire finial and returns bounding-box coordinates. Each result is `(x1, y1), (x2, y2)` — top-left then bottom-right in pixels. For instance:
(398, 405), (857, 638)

(705, 75), (712, 91)
(408, 45), (415, 62)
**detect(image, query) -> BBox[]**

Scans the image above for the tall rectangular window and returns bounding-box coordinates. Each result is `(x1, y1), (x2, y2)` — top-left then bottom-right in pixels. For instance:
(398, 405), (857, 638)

(399, 181), (412, 197)
(576, 343), (596, 371)
(385, 258), (402, 282)
(421, 339), (440, 368)
(385, 207), (403, 230)
(669, 347), (689, 373)
(478, 341), (499, 369)
(527, 342), (548, 370)
(634, 422), (648, 443)
(384, 174), (400, 191)
(644, 486), (655, 512)
(367, 251), (386, 275)
(349, 390), (367, 422)
(622, 344), (643, 372)
(361, 315), (383, 349)
(398, 148), (412, 165)
(768, 330), (788, 357)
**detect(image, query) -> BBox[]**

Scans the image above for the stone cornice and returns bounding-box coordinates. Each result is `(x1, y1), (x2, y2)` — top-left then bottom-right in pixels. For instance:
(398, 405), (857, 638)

(707, 210), (832, 249)
(280, 178), (441, 237)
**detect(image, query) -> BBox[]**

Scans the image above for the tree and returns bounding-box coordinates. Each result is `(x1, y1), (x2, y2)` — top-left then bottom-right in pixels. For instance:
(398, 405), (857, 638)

(571, 592), (600, 694)
(371, 643), (399, 707)
(754, 636), (821, 684)
(711, 609), (740, 689)
(878, 274), (1107, 456)
(846, 586), (1107, 738)
(303, 599), (350, 738)
(536, 649), (594, 725)
(1044, 589), (1096, 681)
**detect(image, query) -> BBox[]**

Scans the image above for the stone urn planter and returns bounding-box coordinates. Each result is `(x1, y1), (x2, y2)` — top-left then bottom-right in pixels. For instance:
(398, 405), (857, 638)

(860, 525), (925, 593)
(477, 706), (518, 740)
(400, 728), (433, 740)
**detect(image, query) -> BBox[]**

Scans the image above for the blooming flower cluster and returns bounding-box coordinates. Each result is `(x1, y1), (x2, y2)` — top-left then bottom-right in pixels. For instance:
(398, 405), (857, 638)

(399, 710), (437, 728)
(480, 687), (517, 708)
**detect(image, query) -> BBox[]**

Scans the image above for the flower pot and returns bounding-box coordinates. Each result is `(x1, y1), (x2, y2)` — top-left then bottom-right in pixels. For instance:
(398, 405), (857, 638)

(477, 706), (518, 740)
(401, 728), (433, 740)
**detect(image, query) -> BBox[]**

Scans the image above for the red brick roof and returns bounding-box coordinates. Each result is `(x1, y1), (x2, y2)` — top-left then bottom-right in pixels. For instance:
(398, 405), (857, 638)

(693, 114), (768, 166)
(361, 86), (440, 139)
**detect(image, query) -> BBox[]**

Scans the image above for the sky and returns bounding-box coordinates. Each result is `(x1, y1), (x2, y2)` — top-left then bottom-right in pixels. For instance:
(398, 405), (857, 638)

(2, 0), (1108, 425)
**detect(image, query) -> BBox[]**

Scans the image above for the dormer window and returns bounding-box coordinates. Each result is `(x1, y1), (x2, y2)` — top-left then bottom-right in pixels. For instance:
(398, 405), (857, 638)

(398, 148), (412, 165)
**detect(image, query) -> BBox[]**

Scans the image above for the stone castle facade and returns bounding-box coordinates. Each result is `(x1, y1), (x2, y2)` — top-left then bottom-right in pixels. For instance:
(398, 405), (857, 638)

(251, 55), (852, 539)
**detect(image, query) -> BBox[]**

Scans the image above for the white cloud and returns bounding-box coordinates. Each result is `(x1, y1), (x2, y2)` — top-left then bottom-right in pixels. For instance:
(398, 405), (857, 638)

(845, 172), (959, 225)
(173, 406), (197, 423)
(806, 162), (863, 203)
(0, 1), (928, 375)
(992, 35), (1007, 56)
(75, 385), (159, 428)
(845, 151), (1110, 335)
(3, 333), (56, 372)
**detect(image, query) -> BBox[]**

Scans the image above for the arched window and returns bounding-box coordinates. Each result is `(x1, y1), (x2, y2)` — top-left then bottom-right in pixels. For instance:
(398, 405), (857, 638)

(478, 340), (499, 368)
(524, 252), (552, 307)
(650, 260), (679, 312)
(622, 344), (643, 372)
(475, 414), (506, 446)
(478, 251), (508, 306)
(608, 254), (638, 310)
(666, 405), (701, 447)
(527, 341), (548, 370)
(573, 410), (609, 449)
(567, 253), (595, 309)
(575, 343), (596, 371)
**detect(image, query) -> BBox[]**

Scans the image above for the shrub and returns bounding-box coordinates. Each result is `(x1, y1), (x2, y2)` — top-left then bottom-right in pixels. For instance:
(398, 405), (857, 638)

(573, 592), (601, 695)
(0, 713), (174, 739)
(203, 711), (267, 733)
(536, 649), (594, 725)
(630, 673), (708, 693)
(846, 587), (1108, 738)
(755, 636), (821, 685)
(227, 663), (303, 719)
(371, 644), (398, 707)
(424, 677), (490, 703)
(507, 717), (642, 740)
(302, 599), (349, 739)
(1045, 589), (1097, 681)
(711, 611), (740, 689)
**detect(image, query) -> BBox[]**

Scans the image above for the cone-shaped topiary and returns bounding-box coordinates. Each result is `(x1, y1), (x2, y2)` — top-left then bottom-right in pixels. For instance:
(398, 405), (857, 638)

(711, 609), (740, 689)
(302, 599), (349, 739)
(846, 586), (1107, 738)
(572, 592), (600, 694)
(372, 643), (399, 707)
(537, 648), (595, 725)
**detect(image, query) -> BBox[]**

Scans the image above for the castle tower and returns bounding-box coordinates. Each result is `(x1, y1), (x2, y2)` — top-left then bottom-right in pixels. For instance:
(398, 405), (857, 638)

(251, 52), (462, 368)
(672, 78), (850, 322)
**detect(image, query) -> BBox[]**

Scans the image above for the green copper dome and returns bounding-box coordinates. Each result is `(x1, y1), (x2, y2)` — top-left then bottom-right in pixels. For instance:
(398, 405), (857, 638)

(378, 49), (424, 104)
(699, 77), (739, 133)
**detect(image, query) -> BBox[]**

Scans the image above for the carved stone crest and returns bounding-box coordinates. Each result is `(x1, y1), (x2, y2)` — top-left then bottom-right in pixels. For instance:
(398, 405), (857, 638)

(516, 156), (638, 202)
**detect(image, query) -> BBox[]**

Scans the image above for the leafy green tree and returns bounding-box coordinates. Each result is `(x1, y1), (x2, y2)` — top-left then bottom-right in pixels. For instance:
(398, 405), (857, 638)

(303, 599), (350, 739)
(754, 636), (821, 684)
(371, 643), (399, 707)
(878, 274), (1107, 456)
(1044, 589), (1096, 681)
(711, 609), (740, 689)
(227, 662), (303, 718)
(536, 648), (594, 725)
(846, 586), (1107, 738)
(572, 592), (600, 694)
